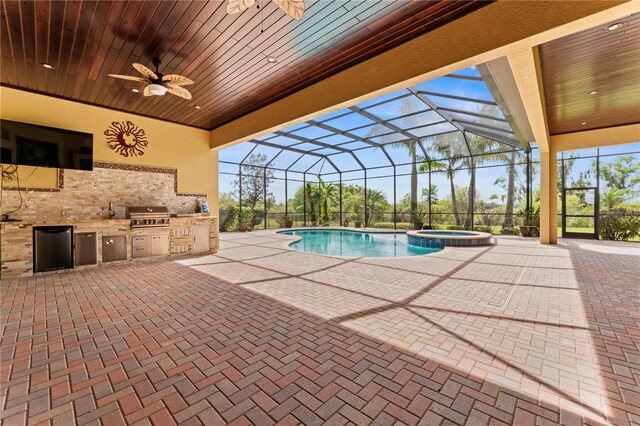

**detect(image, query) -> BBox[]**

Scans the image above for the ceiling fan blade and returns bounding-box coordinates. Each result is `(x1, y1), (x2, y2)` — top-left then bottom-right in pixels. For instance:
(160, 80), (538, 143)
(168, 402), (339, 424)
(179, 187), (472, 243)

(165, 84), (192, 100)
(143, 85), (154, 97)
(108, 74), (147, 82)
(272, 0), (304, 20)
(162, 74), (194, 86)
(133, 63), (158, 80)
(227, 0), (255, 14)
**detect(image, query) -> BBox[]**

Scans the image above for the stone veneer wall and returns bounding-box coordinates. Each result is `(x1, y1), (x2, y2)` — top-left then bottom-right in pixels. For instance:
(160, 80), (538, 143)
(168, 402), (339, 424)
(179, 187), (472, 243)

(1, 163), (204, 221)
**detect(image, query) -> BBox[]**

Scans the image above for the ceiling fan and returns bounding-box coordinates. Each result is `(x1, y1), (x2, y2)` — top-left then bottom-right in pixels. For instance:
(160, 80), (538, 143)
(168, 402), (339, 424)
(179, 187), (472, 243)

(227, 0), (305, 21)
(108, 58), (194, 100)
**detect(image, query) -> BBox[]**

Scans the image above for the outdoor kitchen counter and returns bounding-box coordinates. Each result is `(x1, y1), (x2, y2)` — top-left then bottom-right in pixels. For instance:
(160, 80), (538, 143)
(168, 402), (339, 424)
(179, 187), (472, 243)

(1, 216), (218, 279)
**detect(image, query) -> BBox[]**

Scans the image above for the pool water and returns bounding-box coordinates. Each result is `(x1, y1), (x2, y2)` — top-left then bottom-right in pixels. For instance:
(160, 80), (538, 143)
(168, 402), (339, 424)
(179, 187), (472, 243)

(279, 229), (441, 257)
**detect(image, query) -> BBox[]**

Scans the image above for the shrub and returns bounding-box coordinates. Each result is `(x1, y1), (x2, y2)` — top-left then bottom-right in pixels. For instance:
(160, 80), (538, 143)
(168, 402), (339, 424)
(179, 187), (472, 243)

(474, 226), (492, 233)
(446, 225), (466, 230)
(250, 209), (263, 227)
(370, 222), (393, 229)
(238, 210), (256, 226)
(517, 206), (540, 228)
(600, 208), (640, 241)
(276, 214), (294, 228)
(501, 226), (519, 235)
(370, 222), (413, 230)
(219, 206), (239, 232)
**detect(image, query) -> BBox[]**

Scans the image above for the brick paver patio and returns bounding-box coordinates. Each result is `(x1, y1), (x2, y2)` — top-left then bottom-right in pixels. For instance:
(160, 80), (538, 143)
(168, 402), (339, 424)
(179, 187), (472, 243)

(1, 231), (638, 425)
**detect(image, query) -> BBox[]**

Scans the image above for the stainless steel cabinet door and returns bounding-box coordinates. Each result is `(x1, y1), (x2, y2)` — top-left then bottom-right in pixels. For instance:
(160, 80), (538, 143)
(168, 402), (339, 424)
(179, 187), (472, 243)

(75, 232), (97, 266)
(151, 234), (170, 256)
(102, 236), (126, 262)
(192, 226), (210, 253)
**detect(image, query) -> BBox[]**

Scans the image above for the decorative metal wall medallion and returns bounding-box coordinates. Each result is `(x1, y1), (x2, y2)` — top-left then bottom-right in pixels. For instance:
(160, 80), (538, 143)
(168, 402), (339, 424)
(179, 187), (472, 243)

(104, 121), (148, 157)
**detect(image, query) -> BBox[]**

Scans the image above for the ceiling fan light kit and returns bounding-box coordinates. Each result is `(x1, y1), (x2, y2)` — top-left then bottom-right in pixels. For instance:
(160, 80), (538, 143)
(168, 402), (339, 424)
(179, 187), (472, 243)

(147, 84), (167, 96)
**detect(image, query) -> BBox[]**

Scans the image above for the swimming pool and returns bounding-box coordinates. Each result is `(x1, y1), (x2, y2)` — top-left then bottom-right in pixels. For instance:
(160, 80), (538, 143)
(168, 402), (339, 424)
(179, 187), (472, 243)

(278, 229), (441, 257)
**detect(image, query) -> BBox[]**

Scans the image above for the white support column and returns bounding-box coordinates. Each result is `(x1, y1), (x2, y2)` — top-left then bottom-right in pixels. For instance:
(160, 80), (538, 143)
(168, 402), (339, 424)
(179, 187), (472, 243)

(539, 150), (558, 244)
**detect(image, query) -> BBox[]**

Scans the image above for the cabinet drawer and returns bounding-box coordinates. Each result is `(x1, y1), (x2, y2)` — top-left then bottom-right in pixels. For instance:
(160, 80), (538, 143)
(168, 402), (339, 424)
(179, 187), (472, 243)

(132, 245), (150, 258)
(132, 235), (149, 247)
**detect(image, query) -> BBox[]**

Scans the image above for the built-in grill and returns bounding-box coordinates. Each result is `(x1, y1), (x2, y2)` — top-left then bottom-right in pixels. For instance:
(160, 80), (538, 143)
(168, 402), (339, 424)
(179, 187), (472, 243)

(127, 206), (170, 228)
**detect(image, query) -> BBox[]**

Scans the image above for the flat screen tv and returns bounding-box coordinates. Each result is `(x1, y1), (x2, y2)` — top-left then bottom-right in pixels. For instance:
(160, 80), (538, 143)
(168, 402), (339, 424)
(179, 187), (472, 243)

(0, 119), (93, 171)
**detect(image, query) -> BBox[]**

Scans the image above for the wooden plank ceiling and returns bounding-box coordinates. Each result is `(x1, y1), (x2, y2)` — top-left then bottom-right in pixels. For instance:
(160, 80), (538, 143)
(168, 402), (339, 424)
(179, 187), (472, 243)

(539, 12), (640, 135)
(0, 0), (488, 130)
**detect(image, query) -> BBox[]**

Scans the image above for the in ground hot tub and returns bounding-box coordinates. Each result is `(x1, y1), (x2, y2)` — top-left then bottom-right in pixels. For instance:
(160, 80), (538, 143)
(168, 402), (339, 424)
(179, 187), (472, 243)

(407, 229), (493, 249)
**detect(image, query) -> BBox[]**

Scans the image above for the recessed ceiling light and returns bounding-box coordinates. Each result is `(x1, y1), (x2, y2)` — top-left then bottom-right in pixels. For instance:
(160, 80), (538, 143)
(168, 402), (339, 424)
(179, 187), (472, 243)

(589, 91), (598, 95)
(42, 63), (54, 69)
(195, 105), (201, 109)
(581, 122), (588, 125)
(607, 23), (622, 31)
(267, 56), (277, 63)
(132, 88), (139, 93)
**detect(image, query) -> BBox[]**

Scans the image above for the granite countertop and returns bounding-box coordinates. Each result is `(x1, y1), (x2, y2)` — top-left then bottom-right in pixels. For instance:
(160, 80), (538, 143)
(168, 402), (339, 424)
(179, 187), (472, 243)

(1, 216), (218, 228)
(170, 215), (217, 220)
(1, 218), (131, 228)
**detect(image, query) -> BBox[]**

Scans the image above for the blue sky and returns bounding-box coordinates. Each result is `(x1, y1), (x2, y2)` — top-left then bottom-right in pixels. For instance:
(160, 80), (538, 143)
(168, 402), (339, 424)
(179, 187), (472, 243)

(220, 65), (640, 205)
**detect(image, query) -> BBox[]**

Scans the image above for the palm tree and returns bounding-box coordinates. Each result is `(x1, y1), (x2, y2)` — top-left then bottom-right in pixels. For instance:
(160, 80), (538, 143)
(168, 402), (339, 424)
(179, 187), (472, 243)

(368, 137), (422, 223)
(398, 140), (421, 220)
(419, 132), (468, 226)
(463, 134), (504, 228)
(419, 155), (464, 226)
(502, 150), (518, 229)
(367, 97), (425, 223)
(317, 178), (338, 225)
(365, 188), (388, 226)
(304, 182), (320, 225)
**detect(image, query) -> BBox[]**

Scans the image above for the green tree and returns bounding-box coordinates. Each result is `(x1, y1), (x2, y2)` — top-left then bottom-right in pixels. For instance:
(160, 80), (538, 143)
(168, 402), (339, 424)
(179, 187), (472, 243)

(599, 155), (640, 204)
(420, 133), (466, 225)
(342, 185), (365, 221)
(600, 188), (626, 209)
(502, 150), (517, 229)
(559, 152), (576, 194)
(219, 192), (237, 209)
(420, 184), (438, 205)
(304, 182), (321, 224)
(317, 178), (338, 225)
(365, 188), (389, 226)
(462, 133), (505, 228)
(599, 155), (640, 189)
(367, 97), (423, 219)
(232, 153), (275, 210)
(493, 151), (532, 229)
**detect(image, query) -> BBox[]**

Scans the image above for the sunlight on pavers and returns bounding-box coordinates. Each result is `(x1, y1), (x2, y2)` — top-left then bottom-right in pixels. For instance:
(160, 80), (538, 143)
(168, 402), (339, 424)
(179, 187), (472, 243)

(182, 230), (639, 425)
(576, 242), (640, 256)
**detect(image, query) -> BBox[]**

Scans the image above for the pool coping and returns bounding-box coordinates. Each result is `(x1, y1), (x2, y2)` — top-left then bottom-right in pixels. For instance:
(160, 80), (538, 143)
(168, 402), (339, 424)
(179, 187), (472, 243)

(278, 226), (407, 235)
(406, 230), (493, 240)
